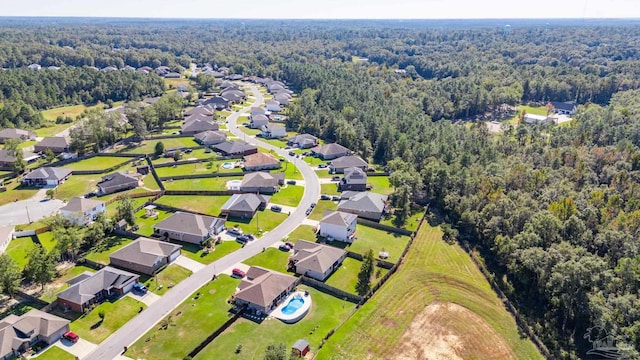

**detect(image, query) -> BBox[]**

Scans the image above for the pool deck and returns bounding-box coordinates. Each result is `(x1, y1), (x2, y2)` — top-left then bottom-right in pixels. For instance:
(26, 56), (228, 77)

(270, 291), (312, 323)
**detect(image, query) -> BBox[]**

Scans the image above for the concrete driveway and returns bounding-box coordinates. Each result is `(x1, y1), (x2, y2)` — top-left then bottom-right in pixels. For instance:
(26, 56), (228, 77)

(173, 255), (205, 272)
(0, 189), (65, 227)
(127, 291), (161, 306)
(55, 337), (97, 358)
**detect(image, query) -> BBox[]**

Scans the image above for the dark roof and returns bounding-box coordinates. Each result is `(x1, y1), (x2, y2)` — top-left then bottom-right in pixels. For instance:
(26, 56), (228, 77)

(550, 101), (577, 112)
(338, 192), (388, 214)
(60, 197), (104, 212)
(194, 130), (227, 144)
(291, 240), (346, 274)
(98, 172), (138, 191)
(331, 155), (367, 169)
(0, 128), (36, 139)
(235, 266), (297, 308)
(23, 167), (72, 181)
(0, 149), (16, 163)
(201, 96), (230, 109)
(153, 212), (226, 237)
(221, 193), (270, 213)
(36, 137), (69, 149)
(57, 266), (139, 305)
(0, 309), (70, 357)
(109, 237), (182, 267)
(213, 141), (257, 155)
(311, 143), (350, 157)
(181, 119), (219, 133)
(184, 105), (215, 117)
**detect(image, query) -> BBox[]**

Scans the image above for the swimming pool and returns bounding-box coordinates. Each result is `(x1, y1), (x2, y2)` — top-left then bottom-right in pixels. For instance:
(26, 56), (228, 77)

(271, 291), (312, 323)
(281, 295), (304, 315)
(221, 162), (234, 169)
(226, 179), (242, 190)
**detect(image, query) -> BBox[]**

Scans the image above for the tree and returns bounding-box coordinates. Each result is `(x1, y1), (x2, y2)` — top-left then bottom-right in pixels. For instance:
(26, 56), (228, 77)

(4, 138), (25, 174)
(356, 249), (375, 296)
(173, 150), (182, 162)
(84, 213), (110, 248)
(24, 245), (57, 289)
(0, 254), (21, 298)
(45, 189), (55, 200)
(116, 196), (136, 227)
(264, 343), (288, 360)
(44, 149), (56, 163)
(154, 141), (165, 156)
(54, 226), (83, 261)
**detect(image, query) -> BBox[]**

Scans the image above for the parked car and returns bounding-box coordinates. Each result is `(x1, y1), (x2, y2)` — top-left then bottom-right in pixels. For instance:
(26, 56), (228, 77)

(279, 243), (291, 251)
(227, 227), (244, 235)
(185, 148), (193, 153)
(246, 234), (256, 240)
(332, 195), (341, 201)
(232, 268), (246, 278)
(271, 205), (282, 212)
(305, 207), (313, 216)
(310, 202), (317, 208)
(331, 176), (341, 181)
(288, 151), (295, 156)
(84, 192), (97, 198)
(62, 331), (79, 343)
(320, 194), (331, 200)
(236, 235), (250, 243)
(284, 146), (292, 150)
(133, 283), (148, 294)
(285, 241), (295, 248)
(279, 158), (285, 162)
(318, 164), (327, 168)
(286, 180), (297, 185)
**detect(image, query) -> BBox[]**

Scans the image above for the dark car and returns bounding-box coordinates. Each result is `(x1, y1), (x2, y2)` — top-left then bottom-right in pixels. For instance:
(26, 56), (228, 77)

(289, 151), (295, 156)
(236, 235), (250, 243)
(305, 208), (313, 216)
(331, 176), (341, 181)
(62, 331), (79, 343)
(310, 202), (316, 208)
(271, 205), (282, 212)
(286, 180), (297, 185)
(133, 283), (148, 294)
(285, 241), (295, 248)
(84, 192), (97, 198)
(246, 234), (256, 240)
(321, 194), (331, 200)
(332, 195), (341, 201)
(318, 164), (327, 168)
(279, 243), (291, 251)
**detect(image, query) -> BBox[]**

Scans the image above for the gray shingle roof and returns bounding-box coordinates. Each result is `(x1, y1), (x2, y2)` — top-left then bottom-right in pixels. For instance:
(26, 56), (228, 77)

(320, 210), (358, 227)
(291, 240), (346, 274)
(23, 167), (72, 182)
(153, 212), (226, 237)
(60, 197), (104, 212)
(181, 118), (218, 133)
(0, 128), (36, 140)
(109, 237), (182, 267)
(240, 172), (282, 188)
(0, 309), (69, 358)
(311, 143), (350, 157)
(221, 193), (270, 213)
(330, 155), (367, 169)
(235, 266), (297, 309)
(57, 266), (139, 306)
(213, 141), (257, 155)
(194, 130), (227, 144)
(35, 137), (69, 149)
(97, 172), (138, 192)
(338, 192), (388, 214)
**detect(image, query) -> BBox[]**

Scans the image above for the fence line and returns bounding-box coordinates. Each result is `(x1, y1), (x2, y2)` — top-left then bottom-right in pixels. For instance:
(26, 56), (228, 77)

(158, 172), (244, 181)
(186, 306), (245, 358)
(356, 218), (412, 236)
(300, 276), (363, 303)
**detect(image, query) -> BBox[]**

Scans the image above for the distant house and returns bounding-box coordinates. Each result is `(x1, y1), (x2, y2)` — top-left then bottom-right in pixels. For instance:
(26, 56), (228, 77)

(27, 64), (41, 71)
(240, 172), (285, 194)
(181, 119), (219, 135)
(143, 97), (161, 106)
(0, 150), (18, 171)
(261, 124), (287, 139)
(21, 167), (72, 187)
(523, 113), (551, 124)
(97, 172), (140, 195)
(213, 141), (258, 157)
(0, 128), (37, 143)
(221, 193), (270, 219)
(0, 309), (70, 360)
(311, 143), (351, 160)
(250, 107), (267, 116)
(153, 212), (226, 244)
(274, 93), (291, 106)
(249, 114), (269, 129)
(550, 101), (577, 116)
(184, 113), (212, 124)
(184, 105), (215, 117)
(243, 152), (281, 172)
(201, 96), (230, 110)
(109, 237), (182, 275)
(57, 266), (139, 313)
(329, 155), (367, 174)
(267, 82), (286, 94)
(227, 74), (244, 81)
(338, 191), (388, 221)
(292, 339), (310, 358)
(194, 130), (227, 146)
(59, 197), (106, 225)
(155, 66), (170, 76)
(339, 167), (368, 191)
(233, 266), (297, 315)
(266, 100), (281, 112)
(290, 240), (347, 281)
(220, 89), (246, 103)
(288, 134), (318, 149)
(34, 137), (70, 154)
(164, 72), (181, 79)
(319, 210), (357, 242)
(102, 66), (118, 72)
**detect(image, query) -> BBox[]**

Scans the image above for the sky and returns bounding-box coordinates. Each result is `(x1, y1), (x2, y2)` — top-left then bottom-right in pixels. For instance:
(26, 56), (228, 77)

(2, 0), (639, 19)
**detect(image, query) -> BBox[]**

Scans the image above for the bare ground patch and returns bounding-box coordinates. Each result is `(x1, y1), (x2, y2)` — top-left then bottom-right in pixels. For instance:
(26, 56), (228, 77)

(389, 302), (515, 360)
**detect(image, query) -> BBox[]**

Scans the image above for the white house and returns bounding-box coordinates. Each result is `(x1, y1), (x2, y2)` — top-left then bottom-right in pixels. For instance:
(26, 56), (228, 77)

(59, 197), (106, 225)
(523, 113), (551, 124)
(266, 100), (281, 112)
(319, 210), (357, 243)
(261, 124), (287, 139)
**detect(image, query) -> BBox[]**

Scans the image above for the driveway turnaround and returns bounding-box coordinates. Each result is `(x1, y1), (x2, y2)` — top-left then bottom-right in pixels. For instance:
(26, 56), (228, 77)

(84, 84), (321, 360)
(0, 189), (65, 227)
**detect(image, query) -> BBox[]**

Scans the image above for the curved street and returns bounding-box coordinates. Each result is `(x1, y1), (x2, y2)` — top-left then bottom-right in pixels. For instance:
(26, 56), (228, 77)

(84, 84), (320, 360)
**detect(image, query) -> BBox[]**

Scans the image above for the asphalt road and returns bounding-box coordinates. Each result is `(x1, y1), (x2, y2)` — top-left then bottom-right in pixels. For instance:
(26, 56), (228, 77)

(84, 84), (320, 360)
(0, 189), (65, 227)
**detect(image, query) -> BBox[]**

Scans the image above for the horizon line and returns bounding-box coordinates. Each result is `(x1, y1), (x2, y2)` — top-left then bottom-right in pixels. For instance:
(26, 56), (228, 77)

(0, 16), (639, 21)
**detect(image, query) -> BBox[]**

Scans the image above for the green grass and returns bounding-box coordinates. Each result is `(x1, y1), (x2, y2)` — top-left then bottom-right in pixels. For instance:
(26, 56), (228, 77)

(142, 264), (192, 296)
(134, 208), (174, 237)
(63, 156), (132, 171)
(155, 161), (241, 177)
(0, 182), (39, 206)
(6, 236), (38, 270)
(0, 301), (41, 320)
(380, 208), (424, 232)
(17, 140), (37, 150)
(304, 155), (329, 166)
(324, 257), (388, 295)
(70, 296), (146, 344)
(279, 161), (303, 180)
(334, 225), (410, 263)
(84, 236), (134, 265)
(308, 200), (339, 221)
(40, 104), (96, 121)
(315, 169), (333, 179)
(227, 211), (288, 235)
(270, 185), (303, 207)
(321, 183), (340, 196)
(163, 177), (243, 192)
(243, 247), (291, 272)
(154, 195), (231, 216)
(194, 286), (355, 360)
(164, 78), (189, 89)
(506, 105), (550, 125)
(127, 275), (241, 360)
(367, 176), (393, 195)
(105, 195), (154, 217)
(33, 345), (75, 360)
(286, 225), (318, 242)
(39, 265), (95, 303)
(152, 149), (217, 165)
(36, 232), (57, 251)
(142, 173), (161, 190)
(180, 240), (242, 265)
(120, 138), (199, 154)
(54, 174), (103, 201)
(318, 222), (542, 360)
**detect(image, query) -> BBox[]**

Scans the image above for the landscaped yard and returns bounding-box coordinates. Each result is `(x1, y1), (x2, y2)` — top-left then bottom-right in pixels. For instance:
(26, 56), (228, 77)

(120, 138), (199, 154)
(134, 209), (174, 237)
(126, 275), (240, 360)
(39, 265), (96, 303)
(0, 182), (39, 207)
(320, 183), (340, 196)
(162, 177), (243, 192)
(180, 240), (242, 265)
(330, 225), (410, 263)
(226, 211), (288, 235)
(286, 225), (318, 242)
(69, 296), (146, 344)
(62, 156), (132, 172)
(270, 185), (303, 207)
(153, 195), (231, 216)
(380, 208), (425, 232)
(506, 104), (550, 125)
(315, 169), (333, 179)
(368, 176), (393, 195)
(325, 257), (389, 295)
(53, 174), (104, 201)
(155, 161), (241, 177)
(105, 194), (155, 217)
(141, 263), (192, 296)
(6, 236), (38, 270)
(152, 148), (217, 165)
(280, 161), (303, 180)
(308, 200), (338, 221)
(36, 232), (57, 251)
(84, 236), (134, 265)
(194, 286), (355, 360)
(243, 247), (291, 273)
(33, 346), (75, 360)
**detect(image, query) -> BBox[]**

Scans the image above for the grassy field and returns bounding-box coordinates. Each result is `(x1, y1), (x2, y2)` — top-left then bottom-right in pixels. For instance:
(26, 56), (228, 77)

(6, 236), (38, 270)
(315, 169), (334, 179)
(142, 264), (192, 296)
(127, 275), (241, 360)
(227, 211), (288, 235)
(332, 225), (411, 263)
(84, 236), (134, 264)
(154, 195), (231, 216)
(325, 257), (388, 295)
(367, 176), (393, 195)
(321, 183), (340, 195)
(0, 182), (39, 206)
(34, 346), (75, 360)
(380, 208), (424, 232)
(39, 265), (95, 303)
(318, 221), (543, 360)
(162, 177), (243, 192)
(164, 77), (189, 89)
(54, 174), (103, 200)
(36, 231), (57, 251)
(270, 185), (304, 207)
(120, 138), (199, 154)
(286, 225), (318, 242)
(155, 162), (241, 177)
(308, 200), (339, 221)
(152, 148), (216, 164)
(40, 104), (96, 121)
(243, 247), (291, 273)
(69, 296), (146, 344)
(507, 105), (549, 125)
(62, 157), (132, 172)
(180, 240), (242, 265)
(194, 286), (355, 360)
(281, 161), (303, 180)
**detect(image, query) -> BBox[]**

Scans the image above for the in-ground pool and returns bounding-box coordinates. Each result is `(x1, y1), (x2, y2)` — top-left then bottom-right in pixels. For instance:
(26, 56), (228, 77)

(271, 291), (312, 323)
(221, 162), (234, 169)
(281, 295), (304, 315)
(226, 179), (242, 190)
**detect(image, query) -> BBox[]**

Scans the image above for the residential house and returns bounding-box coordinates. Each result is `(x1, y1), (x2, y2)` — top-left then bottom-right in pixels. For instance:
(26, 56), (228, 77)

(250, 107), (267, 116)
(201, 96), (230, 110)
(59, 197), (106, 225)
(289, 240), (347, 281)
(213, 141), (258, 157)
(220, 80), (239, 90)
(329, 155), (368, 174)
(220, 89), (246, 103)
(143, 97), (161, 106)
(184, 105), (215, 117)
(27, 64), (41, 71)
(0, 150), (18, 171)
(109, 237), (182, 275)
(550, 101), (577, 115)
(319, 210), (357, 242)
(261, 124), (287, 139)
(153, 212), (226, 244)
(181, 118), (219, 135)
(21, 167), (72, 187)
(0, 309), (70, 360)
(311, 143), (351, 160)
(227, 74), (244, 81)
(96, 172), (140, 195)
(339, 167), (367, 191)
(266, 100), (281, 112)
(0, 129), (36, 143)
(288, 134), (318, 149)
(57, 266), (139, 313)
(274, 93), (291, 106)
(221, 193), (270, 219)
(243, 152), (281, 172)
(194, 130), (227, 146)
(164, 72), (181, 79)
(233, 266), (297, 315)
(249, 114), (269, 129)
(267, 82), (286, 93)
(102, 66), (118, 72)
(240, 172), (285, 194)
(338, 191), (388, 221)
(184, 113), (213, 124)
(523, 113), (551, 124)
(155, 66), (170, 76)
(34, 137), (70, 154)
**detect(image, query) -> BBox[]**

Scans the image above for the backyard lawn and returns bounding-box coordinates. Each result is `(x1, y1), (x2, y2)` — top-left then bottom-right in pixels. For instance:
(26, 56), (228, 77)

(243, 247), (291, 273)
(127, 275), (241, 360)
(0, 182), (39, 207)
(39, 265), (96, 303)
(36, 232), (57, 251)
(134, 209), (174, 237)
(33, 346), (75, 360)
(155, 161), (241, 177)
(286, 225), (318, 242)
(226, 211), (288, 235)
(62, 156), (132, 172)
(331, 225), (410, 263)
(368, 176), (393, 195)
(152, 148), (217, 164)
(54, 174), (103, 201)
(69, 296), (146, 344)
(270, 185), (303, 207)
(180, 240), (241, 265)
(380, 208), (425, 232)
(194, 286), (355, 360)
(153, 195), (231, 216)
(84, 236), (134, 265)
(325, 257), (389, 295)
(105, 195), (155, 217)
(162, 177), (243, 192)
(6, 236), (38, 270)
(320, 183), (340, 196)
(120, 138), (199, 154)
(308, 200), (338, 221)
(142, 264), (192, 296)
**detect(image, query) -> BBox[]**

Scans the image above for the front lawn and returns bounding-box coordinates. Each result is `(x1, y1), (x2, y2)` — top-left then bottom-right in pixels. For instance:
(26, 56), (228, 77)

(70, 296), (146, 344)
(33, 346), (75, 360)
(180, 240), (242, 265)
(142, 263), (192, 296)
(84, 236), (134, 265)
(368, 176), (393, 195)
(162, 177), (243, 192)
(280, 161), (303, 180)
(120, 138), (199, 154)
(194, 286), (355, 360)
(0, 182), (39, 207)
(286, 225), (318, 242)
(62, 156), (132, 172)
(153, 195), (231, 216)
(270, 185), (303, 207)
(320, 183), (340, 196)
(329, 225), (410, 263)
(126, 275), (240, 360)
(308, 200), (339, 221)
(315, 169), (333, 179)
(6, 236), (38, 270)
(226, 211), (288, 235)
(243, 247), (291, 273)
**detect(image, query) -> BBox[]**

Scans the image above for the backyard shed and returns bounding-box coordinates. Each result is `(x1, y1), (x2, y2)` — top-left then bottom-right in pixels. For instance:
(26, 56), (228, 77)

(292, 339), (310, 357)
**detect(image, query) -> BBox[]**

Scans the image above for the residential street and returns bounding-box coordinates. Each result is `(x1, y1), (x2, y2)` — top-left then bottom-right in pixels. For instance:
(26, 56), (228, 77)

(0, 189), (65, 227)
(84, 84), (321, 360)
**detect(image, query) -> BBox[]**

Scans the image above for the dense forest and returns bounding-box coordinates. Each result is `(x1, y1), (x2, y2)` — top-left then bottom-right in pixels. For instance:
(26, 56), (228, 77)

(2, 18), (640, 358)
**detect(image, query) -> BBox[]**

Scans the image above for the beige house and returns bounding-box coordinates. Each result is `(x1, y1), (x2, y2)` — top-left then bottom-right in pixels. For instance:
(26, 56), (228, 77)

(0, 310), (70, 360)
(289, 240), (347, 281)
(234, 266), (297, 314)
(109, 237), (182, 275)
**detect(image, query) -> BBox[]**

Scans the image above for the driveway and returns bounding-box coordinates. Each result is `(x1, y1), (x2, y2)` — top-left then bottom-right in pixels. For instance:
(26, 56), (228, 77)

(173, 255), (205, 272)
(127, 291), (161, 307)
(55, 338), (98, 359)
(0, 189), (65, 227)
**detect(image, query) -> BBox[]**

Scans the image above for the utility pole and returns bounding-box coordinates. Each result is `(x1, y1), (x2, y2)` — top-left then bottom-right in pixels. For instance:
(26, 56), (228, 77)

(25, 205), (32, 224)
